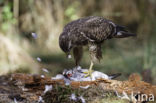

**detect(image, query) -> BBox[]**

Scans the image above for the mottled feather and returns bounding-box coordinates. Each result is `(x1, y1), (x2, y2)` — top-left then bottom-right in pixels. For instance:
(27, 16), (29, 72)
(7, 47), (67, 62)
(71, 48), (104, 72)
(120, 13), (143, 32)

(59, 16), (136, 66)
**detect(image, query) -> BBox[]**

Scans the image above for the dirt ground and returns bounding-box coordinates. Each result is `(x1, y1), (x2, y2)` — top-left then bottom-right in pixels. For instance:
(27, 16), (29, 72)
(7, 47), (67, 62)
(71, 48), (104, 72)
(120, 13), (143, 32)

(0, 73), (155, 103)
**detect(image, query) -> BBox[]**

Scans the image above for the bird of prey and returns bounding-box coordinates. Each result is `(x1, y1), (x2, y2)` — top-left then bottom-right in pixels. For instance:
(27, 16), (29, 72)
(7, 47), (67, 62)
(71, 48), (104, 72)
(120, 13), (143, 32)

(59, 16), (136, 77)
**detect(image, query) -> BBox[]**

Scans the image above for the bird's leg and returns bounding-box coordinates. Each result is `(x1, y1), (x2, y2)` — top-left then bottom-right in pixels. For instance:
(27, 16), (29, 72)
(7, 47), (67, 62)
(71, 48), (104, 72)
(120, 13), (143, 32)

(84, 61), (94, 78)
(89, 61), (94, 77)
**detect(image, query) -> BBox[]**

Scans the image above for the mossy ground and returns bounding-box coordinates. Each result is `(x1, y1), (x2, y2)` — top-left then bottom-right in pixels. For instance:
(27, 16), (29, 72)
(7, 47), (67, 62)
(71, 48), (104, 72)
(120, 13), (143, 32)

(43, 84), (129, 103)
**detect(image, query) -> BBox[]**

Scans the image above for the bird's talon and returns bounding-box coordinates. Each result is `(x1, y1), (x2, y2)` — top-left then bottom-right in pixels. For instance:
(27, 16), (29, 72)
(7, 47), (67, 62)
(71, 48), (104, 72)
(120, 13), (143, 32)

(83, 70), (93, 77)
(83, 71), (89, 74)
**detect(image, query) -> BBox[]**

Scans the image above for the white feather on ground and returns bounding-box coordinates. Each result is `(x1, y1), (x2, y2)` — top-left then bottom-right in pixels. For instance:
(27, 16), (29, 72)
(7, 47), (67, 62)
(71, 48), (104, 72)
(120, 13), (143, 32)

(14, 98), (18, 103)
(31, 33), (38, 39)
(38, 96), (44, 103)
(69, 93), (77, 101)
(36, 57), (42, 62)
(79, 96), (86, 103)
(42, 68), (49, 73)
(44, 85), (53, 94)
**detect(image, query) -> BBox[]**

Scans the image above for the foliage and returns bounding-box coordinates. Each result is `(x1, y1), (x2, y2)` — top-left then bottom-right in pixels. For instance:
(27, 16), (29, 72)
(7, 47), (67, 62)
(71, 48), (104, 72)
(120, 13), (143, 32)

(1, 2), (16, 31)
(64, 1), (80, 24)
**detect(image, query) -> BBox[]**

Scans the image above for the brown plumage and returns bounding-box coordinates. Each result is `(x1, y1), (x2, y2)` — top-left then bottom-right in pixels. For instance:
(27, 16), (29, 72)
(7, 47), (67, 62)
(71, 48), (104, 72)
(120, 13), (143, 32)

(59, 16), (136, 76)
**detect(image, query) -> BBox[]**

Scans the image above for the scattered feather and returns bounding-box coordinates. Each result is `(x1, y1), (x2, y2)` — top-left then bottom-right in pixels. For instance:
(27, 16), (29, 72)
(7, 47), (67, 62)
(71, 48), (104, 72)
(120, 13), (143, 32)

(31, 33), (38, 39)
(76, 66), (82, 71)
(41, 75), (45, 78)
(69, 93), (77, 101)
(51, 74), (71, 85)
(10, 77), (13, 81)
(21, 86), (28, 91)
(42, 68), (49, 73)
(36, 57), (42, 62)
(64, 78), (71, 85)
(115, 91), (121, 98)
(79, 96), (86, 103)
(80, 85), (90, 89)
(91, 71), (109, 80)
(38, 96), (44, 103)
(51, 74), (64, 80)
(44, 85), (53, 94)
(14, 98), (18, 103)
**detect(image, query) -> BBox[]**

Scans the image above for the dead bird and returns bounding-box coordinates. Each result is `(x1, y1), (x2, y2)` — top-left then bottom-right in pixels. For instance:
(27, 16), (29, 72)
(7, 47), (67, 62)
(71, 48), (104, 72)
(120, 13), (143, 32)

(62, 67), (121, 81)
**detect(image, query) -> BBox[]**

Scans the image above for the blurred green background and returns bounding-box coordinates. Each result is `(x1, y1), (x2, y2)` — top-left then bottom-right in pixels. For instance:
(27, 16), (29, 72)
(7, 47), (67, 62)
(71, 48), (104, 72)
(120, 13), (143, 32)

(0, 0), (156, 83)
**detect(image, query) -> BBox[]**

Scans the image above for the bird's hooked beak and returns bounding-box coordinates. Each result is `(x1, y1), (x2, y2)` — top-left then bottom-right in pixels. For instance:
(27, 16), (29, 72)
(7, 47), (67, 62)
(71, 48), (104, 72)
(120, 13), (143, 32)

(114, 31), (136, 38)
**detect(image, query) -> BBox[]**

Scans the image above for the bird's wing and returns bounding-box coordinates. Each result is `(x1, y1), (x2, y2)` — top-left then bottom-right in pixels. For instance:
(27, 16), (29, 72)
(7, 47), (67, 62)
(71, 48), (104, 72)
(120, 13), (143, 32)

(80, 18), (115, 43)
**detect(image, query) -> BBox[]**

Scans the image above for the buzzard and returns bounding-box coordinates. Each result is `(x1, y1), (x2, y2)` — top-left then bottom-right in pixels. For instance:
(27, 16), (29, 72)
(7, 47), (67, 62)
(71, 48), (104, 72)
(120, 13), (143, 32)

(59, 16), (136, 77)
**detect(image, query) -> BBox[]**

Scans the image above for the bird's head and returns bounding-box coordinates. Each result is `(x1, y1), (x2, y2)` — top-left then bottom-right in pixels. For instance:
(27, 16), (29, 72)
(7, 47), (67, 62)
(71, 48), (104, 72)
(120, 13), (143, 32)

(59, 33), (72, 57)
(113, 25), (136, 38)
(63, 69), (73, 78)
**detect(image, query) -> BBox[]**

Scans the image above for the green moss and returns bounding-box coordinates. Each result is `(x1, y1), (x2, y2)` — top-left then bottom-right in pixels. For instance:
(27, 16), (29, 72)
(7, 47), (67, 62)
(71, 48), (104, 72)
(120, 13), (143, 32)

(14, 67), (31, 74)
(42, 84), (129, 103)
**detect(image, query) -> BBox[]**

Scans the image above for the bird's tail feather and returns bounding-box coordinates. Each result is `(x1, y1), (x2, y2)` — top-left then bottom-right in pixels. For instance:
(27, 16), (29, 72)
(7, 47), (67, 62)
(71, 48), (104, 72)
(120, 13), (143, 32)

(109, 73), (122, 79)
(120, 32), (136, 37)
(116, 25), (127, 32)
(115, 25), (136, 38)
